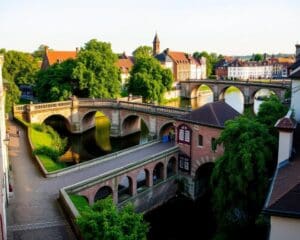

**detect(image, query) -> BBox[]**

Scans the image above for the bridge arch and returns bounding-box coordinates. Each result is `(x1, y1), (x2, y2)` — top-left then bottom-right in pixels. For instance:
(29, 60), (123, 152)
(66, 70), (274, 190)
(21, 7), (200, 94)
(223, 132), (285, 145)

(121, 114), (150, 136)
(167, 157), (177, 178)
(252, 88), (276, 114)
(94, 186), (113, 202)
(190, 84), (214, 100)
(219, 86), (245, 113)
(80, 110), (110, 132)
(136, 169), (150, 193)
(158, 121), (175, 139)
(153, 162), (165, 185)
(43, 114), (72, 133)
(118, 175), (133, 203)
(194, 162), (214, 199)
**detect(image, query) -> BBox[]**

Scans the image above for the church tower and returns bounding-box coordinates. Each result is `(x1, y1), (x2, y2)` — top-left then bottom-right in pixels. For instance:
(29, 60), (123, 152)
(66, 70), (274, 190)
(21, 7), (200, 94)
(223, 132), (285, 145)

(153, 33), (160, 56)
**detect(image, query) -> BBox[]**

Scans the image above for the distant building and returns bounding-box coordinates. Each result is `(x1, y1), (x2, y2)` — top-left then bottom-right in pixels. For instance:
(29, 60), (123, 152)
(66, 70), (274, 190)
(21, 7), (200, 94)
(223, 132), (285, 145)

(153, 33), (206, 83)
(216, 56), (294, 80)
(0, 54), (9, 240)
(41, 46), (78, 70)
(116, 53), (134, 88)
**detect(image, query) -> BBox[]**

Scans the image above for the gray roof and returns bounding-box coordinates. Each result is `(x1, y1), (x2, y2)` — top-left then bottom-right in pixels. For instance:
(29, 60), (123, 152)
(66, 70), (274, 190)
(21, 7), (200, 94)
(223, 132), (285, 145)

(177, 101), (240, 128)
(155, 52), (172, 63)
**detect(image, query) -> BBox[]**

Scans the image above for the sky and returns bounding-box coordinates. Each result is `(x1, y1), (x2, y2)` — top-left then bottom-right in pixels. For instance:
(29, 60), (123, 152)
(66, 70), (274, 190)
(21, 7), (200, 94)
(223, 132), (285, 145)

(0, 0), (299, 56)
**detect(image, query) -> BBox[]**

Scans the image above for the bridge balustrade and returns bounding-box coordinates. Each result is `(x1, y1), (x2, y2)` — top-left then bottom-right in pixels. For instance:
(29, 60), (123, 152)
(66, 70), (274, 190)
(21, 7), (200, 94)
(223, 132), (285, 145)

(32, 101), (72, 111)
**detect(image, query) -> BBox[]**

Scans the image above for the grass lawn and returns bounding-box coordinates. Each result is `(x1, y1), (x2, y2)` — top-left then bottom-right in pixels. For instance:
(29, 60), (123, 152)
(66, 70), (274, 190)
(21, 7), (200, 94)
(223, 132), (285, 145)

(29, 126), (66, 172)
(69, 194), (90, 213)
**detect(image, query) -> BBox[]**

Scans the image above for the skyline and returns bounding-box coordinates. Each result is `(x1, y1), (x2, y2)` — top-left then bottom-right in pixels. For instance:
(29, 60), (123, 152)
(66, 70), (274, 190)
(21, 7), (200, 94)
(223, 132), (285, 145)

(1, 0), (299, 56)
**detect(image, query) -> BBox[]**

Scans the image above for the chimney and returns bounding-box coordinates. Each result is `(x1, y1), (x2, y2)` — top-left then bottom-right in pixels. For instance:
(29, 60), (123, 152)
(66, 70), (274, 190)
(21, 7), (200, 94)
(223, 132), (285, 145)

(44, 46), (49, 54)
(76, 47), (79, 54)
(296, 44), (300, 61)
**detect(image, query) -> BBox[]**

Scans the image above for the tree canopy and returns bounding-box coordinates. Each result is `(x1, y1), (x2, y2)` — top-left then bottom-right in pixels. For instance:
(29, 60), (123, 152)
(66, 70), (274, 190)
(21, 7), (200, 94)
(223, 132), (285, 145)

(133, 46), (152, 59)
(193, 51), (222, 77)
(35, 59), (78, 102)
(211, 116), (274, 236)
(127, 56), (173, 103)
(251, 53), (264, 62)
(3, 50), (39, 85)
(77, 197), (148, 240)
(32, 44), (49, 60)
(72, 39), (121, 98)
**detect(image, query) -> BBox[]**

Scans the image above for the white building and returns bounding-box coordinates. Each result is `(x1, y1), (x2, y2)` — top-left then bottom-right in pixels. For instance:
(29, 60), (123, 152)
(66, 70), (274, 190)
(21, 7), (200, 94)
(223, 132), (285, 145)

(228, 61), (273, 80)
(0, 54), (8, 240)
(188, 56), (206, 80)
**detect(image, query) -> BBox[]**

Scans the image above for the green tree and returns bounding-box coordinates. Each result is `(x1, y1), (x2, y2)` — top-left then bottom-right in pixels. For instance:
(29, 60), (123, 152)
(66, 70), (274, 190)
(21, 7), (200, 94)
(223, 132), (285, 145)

(257, 94), (288, 132)
(211, 116), (274, 237)
(193, 51), (222, 77)
(3, 50), (39, 85)
(251, 53), (264, 62)
(133, 46), (152, 59)
(72, 39), (121, 98)
(77, 197), (148, 240)
(32, 44), (49, 60)
(5, 80), (21, 112)
(127, 56), (173, 103)
(35, 59), (78, 102)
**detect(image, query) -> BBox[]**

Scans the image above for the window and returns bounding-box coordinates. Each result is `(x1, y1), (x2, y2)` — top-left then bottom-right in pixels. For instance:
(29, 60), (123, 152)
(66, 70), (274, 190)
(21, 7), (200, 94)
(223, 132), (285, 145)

(198, 135), (203, 147)
(211, 138), (217, 152)
(178, 124), (191, 144)
(179, 154), (191, 172)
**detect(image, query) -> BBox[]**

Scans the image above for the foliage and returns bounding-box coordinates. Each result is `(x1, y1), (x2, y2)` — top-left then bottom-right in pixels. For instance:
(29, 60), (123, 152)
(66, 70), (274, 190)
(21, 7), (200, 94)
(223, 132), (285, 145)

(35, 59), (78, 102)
(250, 53), (264, 62)
(95, 113), (111, 152)
(69, 194), (89, 213)
(5, 79), (21, 112)
(193, 51), (222, 77)
(256, 94), (288, 133)
(2, 50), (39, 85)
(32, 44), (49, 60)
(211, 116), (274, 234)
(33, 146), (60, 161)
(133, 46), (152, 59)
(77, 197), (148, 240)
(127, 56), (173, 103)
(72, 39), (121, 98)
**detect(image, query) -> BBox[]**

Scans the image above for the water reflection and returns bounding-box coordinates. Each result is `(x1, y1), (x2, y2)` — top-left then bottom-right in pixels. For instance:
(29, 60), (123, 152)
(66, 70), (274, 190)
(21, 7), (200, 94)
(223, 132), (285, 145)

(46, 117), (149, 165)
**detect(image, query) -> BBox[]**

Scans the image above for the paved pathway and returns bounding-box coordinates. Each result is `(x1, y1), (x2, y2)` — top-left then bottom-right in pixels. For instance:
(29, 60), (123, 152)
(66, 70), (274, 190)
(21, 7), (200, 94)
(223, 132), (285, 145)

(7, 120), (174, 239)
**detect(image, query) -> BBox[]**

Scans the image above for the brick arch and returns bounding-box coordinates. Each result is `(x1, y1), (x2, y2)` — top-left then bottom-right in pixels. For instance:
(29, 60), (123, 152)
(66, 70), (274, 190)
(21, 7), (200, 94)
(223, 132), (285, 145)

(135, 168), (151, 192)
(94, 185), (113, 203)
(117, 175), (134, 203)
(218, 85), (245, 101)
(190, 84), (214, 99)
(121, 114), (150, 136)
(194, 162), (215, 198)
(42, 114), (72, 131)
(158, 121), (175, 138)
(167, 156), (177, 178)
(153, 161), (165, 185)
(80, 109), (111, 132)
(191, 157), (215, 177)
(80, 109), (112, 125)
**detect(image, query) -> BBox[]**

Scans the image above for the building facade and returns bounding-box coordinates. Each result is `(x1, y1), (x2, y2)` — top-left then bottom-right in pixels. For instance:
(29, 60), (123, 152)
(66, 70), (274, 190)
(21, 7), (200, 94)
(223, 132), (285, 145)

(0, 55), (8, 240)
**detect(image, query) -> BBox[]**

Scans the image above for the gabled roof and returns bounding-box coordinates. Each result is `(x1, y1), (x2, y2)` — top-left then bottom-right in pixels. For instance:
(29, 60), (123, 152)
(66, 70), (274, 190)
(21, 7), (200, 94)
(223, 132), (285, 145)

(155, 52), (172, 63)
(46, 50), (77, 65)
(178, 101), (240, 128)
(116, 58), (134, 73)
(167, 51), (189, 64)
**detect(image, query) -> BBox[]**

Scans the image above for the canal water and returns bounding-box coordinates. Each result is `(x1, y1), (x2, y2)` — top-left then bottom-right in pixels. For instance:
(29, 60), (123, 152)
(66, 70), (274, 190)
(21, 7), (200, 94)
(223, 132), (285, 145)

(45, 116), (150, 164)
(164, 86), (273, 114)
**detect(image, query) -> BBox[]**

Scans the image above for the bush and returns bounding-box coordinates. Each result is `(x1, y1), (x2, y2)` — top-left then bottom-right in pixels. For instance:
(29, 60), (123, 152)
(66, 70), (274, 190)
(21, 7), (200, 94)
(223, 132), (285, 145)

(33, 146), (60, 161)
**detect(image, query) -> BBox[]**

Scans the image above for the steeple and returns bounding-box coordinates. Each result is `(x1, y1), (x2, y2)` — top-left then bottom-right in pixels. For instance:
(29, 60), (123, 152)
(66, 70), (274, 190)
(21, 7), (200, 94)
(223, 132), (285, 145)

(153, 32), (160, 56)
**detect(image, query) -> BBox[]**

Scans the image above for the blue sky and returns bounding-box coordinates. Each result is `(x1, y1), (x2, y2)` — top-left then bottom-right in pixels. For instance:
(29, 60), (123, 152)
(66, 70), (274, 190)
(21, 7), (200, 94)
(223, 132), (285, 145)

(0, 0), (299, 55)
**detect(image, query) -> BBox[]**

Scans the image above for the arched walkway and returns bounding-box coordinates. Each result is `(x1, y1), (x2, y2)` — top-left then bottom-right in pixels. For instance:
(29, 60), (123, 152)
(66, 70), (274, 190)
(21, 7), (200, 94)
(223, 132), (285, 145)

(153, 162), (164, 185)
(194, 163), (214, 199)
(94, 186), (113, 202)
(167, 157), (177, 178)
(118, 176), (133, 203)
(136, 169), (150, 193)
(159, 122), (175, 140)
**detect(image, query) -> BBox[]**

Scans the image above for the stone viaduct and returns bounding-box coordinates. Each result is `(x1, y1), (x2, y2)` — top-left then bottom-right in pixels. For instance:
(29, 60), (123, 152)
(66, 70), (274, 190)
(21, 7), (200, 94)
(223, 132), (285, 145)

(13, 98), (189, 137)
(180, 79), (290, 104)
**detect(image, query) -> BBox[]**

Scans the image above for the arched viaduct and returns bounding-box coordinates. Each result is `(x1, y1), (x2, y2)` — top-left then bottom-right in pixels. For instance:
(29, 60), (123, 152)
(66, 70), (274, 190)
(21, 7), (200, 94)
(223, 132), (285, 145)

(180, 80), (290, 104)
(13, 98), (188, 137)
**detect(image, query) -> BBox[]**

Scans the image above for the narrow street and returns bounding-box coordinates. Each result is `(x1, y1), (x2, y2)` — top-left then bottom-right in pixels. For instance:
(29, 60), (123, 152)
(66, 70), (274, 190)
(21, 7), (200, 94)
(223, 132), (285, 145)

(6, 120), (174, 239)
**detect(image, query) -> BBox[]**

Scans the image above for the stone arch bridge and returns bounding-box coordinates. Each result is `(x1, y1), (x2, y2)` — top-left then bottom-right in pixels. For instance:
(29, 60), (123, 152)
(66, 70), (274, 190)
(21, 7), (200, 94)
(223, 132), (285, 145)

(180, 79), (290, 104)
(13, 98), (189, 137)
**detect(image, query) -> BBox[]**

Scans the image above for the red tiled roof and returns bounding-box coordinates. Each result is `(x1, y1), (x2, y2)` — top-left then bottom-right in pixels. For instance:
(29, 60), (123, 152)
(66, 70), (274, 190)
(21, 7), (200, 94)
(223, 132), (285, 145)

(168, 51), (189, 64)
(275, 117), (297, 131)
(116, 58), (133, 74)
(46, 51), (77, 65)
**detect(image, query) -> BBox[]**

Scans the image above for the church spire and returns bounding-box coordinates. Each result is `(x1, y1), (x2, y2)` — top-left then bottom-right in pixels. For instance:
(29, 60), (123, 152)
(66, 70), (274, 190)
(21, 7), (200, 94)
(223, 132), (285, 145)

(153, 32), (160, 56)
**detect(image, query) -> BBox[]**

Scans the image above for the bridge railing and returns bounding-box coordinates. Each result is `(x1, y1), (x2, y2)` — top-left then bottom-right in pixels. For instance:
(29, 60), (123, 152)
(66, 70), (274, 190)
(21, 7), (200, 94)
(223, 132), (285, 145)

(119, 101), (189, 116)
(13, 104), (27, 113)
(31, 101), (72, 110)
(78, 98), (118, 107)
